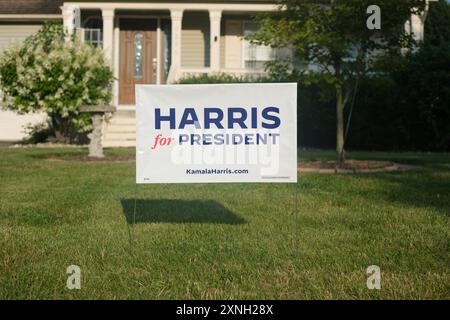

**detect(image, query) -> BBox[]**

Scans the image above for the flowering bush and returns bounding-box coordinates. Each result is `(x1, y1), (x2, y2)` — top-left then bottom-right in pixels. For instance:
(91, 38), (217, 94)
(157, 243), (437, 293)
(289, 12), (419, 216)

(0, 22), (114, 139)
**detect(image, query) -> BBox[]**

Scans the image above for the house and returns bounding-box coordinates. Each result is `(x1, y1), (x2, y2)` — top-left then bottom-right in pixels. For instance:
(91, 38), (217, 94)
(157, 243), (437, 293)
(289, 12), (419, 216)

(0, 0), (63, 144)
(0, 0), (436, 146)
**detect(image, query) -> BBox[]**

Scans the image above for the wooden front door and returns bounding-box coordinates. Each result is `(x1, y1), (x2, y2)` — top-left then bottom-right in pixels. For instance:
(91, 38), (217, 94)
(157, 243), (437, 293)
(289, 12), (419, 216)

(119, 19), (157, 105)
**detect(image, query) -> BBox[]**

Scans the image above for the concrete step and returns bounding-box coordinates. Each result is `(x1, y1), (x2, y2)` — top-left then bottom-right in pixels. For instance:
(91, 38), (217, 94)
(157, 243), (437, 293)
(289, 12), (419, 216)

(112, 110), (135, 117)
(105, 124), (135, 133)
(107, 110), (135, 123)
(108, 117), (136, 126)
(104, 132), (136, 141)
(103, 139), (136, 147)
(102, 110), (137, 147)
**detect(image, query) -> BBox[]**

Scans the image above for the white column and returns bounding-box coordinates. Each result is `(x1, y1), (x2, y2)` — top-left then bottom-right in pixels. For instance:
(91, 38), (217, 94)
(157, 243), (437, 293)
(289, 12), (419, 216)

(156, 19), (162, 84)
(62, 5), (75, 35)
(102, 8), (115, 64)
(168, 9), (183, 82)
(209, 10), (222, 71)
(113, 16), (120, 106)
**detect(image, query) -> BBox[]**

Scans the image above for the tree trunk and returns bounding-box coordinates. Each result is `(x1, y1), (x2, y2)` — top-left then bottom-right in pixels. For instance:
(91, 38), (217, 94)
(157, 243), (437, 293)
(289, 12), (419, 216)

(50, 114), (63, 141)
(50, 114), (69, 143)
(336, 86), (345, 168)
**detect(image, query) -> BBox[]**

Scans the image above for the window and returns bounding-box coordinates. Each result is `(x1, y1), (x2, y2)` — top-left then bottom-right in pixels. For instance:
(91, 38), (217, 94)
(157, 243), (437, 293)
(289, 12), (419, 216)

(134, 33), (143, 78)
(83, 17), (103, 48)
(161, 19), (172, 81)
(242, 21), (293, 70)
(243, 22), (273, 70)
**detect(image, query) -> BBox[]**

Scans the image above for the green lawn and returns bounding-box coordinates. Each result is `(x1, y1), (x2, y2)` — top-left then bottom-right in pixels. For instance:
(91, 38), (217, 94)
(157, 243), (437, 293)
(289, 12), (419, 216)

(0, 147), (448, 299)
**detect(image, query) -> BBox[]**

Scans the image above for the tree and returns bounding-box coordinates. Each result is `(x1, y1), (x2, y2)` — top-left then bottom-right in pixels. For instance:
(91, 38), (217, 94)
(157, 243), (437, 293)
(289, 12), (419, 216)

(0, 22), (114, 142)
(393, 0), (450, 150)
(250, 0), (426, 167)
(424, 0), (450, 46)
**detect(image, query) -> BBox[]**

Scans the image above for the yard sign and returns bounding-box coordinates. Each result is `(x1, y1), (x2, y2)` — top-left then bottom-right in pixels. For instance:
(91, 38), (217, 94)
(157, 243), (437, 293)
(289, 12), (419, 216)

(136, 83), (297, 183)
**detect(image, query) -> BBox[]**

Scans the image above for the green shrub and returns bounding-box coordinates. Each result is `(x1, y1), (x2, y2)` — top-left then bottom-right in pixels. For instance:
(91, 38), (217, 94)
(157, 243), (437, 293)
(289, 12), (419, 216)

(0, 22), (114, 141)
(176, 72), (266, 84)
(22, 121), (54, 145)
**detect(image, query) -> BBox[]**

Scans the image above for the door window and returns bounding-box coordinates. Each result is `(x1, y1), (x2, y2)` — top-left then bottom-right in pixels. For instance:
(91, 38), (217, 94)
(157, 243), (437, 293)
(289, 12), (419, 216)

(134, 33), (143, 78)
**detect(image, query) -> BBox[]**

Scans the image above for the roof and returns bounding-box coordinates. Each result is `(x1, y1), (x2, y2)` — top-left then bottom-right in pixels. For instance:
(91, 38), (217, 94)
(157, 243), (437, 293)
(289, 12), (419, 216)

(0, 0), (274, 15)
(0, 0), (63, 14)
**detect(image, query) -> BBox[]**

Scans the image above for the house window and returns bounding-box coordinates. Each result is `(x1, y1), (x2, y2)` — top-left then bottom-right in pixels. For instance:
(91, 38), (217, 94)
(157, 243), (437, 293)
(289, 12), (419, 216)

(83, 17), (103, 48)
(134, 33), (143, 78)
(243, 22), (273, 70)
(161, 19), (172, 81)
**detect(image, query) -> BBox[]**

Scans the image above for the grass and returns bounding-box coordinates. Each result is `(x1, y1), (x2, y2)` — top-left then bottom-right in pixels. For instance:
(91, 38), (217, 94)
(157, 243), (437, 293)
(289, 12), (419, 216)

(0, 147), (448, 299)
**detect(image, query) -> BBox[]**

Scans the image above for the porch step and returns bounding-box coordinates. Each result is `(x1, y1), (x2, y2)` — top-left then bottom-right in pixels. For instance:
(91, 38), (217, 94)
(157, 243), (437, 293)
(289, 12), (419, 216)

(104, 132), (136, 140)
(103, 110), (136, 147)
(105, 124), (135, 133)
(103, 139), (136, 148)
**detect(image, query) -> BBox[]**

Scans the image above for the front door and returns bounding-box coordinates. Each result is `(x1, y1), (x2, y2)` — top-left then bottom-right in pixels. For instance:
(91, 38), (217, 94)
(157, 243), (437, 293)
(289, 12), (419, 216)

(119, 19), (157, 105)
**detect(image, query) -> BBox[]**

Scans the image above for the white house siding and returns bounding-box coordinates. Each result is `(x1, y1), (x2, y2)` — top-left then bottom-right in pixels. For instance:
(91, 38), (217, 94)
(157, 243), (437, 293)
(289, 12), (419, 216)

(0, 24), (47, 142)
(181, 11), (210, 68)
(0, 110), (47, 142)
(223, 19), (243, 69)
(219, 16), (275, 74)
(0, 24), (42, 51)
(220, 23), (225, 69)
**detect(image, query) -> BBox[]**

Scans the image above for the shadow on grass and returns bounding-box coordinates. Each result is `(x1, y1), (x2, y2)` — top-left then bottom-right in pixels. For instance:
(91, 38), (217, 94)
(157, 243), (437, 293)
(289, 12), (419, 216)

(371, 172), (450, 216)
(120, 199), (246, 225)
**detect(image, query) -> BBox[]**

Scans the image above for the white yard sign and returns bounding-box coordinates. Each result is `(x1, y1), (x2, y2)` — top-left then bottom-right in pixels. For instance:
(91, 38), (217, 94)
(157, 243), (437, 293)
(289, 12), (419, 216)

(136, 83), (297, 184)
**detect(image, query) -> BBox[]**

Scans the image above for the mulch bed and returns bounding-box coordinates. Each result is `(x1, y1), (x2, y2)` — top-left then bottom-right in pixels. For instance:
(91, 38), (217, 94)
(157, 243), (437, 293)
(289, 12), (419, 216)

(298, 160), (419, 173)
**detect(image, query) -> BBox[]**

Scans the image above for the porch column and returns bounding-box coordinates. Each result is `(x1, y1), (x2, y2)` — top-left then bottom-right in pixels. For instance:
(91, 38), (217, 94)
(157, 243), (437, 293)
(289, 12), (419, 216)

(209, 10), (222, 71)
(113, 17), (120, 106)
(62, 5), (76, 35)
(102, 8), (115, 64)
(410, 13), (424, 41)
(169, 9), (183, 82)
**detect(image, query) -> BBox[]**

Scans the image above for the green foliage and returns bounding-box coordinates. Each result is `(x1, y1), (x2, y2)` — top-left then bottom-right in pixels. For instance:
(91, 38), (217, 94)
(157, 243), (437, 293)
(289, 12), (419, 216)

(336, 42), (450, 151)
(22, 121), (54, 145)
(424, 0), (450, 46)
(264, 59), (303, 82)
(176, 72), (264, 84)
(0, 22), (114, 137)
(250, 0), (425, 87)
(395, 45), (450, 150)
(249, 0), (427, 165)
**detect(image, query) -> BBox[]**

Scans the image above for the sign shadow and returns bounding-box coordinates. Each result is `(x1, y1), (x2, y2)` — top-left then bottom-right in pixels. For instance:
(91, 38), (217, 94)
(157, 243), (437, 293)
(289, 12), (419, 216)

(120, 199), (246, 225)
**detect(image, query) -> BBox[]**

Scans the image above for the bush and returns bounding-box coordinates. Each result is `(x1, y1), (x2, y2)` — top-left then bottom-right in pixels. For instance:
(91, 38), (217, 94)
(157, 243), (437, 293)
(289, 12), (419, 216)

(22, 121), (53, 144)
(393, 43), (450, 150)
(345, 1), (450, 151)
(344, 76), (402, 150)
(0, 22), (114, 142)
(176, 72), (265, 84)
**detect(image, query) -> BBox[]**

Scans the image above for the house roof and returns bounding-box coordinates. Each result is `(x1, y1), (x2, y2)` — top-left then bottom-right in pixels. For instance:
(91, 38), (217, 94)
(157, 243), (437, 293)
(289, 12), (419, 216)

(0, 0), (64, 14)
(0, 0), (274, 15)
